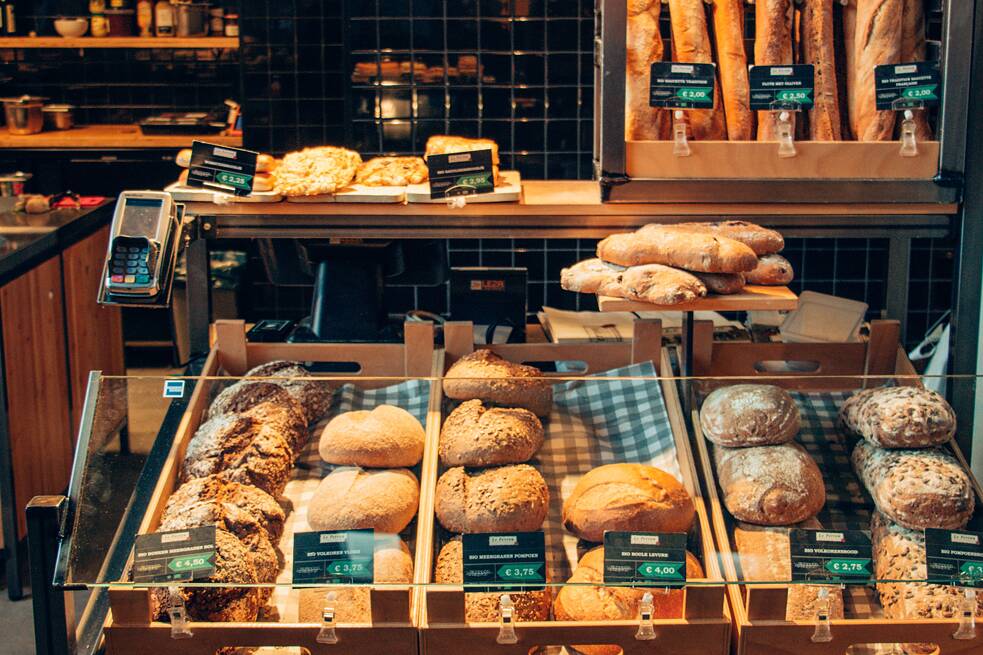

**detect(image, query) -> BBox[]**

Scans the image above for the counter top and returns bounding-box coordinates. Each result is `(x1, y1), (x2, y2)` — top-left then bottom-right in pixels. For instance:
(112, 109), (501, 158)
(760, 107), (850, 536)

(0, 125), (242, 150)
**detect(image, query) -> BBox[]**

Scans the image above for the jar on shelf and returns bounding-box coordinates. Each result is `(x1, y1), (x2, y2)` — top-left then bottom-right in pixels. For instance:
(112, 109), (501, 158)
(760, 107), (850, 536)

(209, 7), (223, 35)
(223, 13), (238, 37)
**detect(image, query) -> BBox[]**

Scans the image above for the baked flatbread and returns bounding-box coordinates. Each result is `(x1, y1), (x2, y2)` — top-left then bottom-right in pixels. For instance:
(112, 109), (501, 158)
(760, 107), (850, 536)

(274, 146), (361, 196)
(354, 156), (428, 186)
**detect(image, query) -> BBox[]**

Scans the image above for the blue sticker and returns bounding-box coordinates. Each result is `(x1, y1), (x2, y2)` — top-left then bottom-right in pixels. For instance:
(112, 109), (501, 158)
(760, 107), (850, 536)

(163, 379), (186, 398)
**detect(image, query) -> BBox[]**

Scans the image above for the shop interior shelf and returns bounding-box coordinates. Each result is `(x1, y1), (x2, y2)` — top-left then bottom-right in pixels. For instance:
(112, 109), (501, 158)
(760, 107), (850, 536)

(0, 124), (241, 149)
(597, 286), (800, 312)
(0, 36), (239, 49)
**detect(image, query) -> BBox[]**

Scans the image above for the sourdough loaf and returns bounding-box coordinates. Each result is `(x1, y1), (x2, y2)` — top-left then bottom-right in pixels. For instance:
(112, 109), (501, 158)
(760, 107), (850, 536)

(319, 404), (425, 468)
(656, 221), (785, 256)
(163, 474), (285, 541)
(597, 228), (758, 273)
(745, 254), (795, 285)
(560, 258), (625, 296)
(439, 400), (544, 467)
(840, 386), (956, 448)
(700, 384), (801, 447)
(204, 381), (307, 450)
(443, 350), (552, 417)
(307, 467), (420, 534)
(711, 0), (753, 140)
(435, 464), (549, 533)
(693, 272), (746, 295)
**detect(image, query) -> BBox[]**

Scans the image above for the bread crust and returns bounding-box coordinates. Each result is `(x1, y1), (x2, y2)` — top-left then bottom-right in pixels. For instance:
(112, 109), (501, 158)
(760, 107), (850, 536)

(840, 386), (956, 448)
(443, 350), (553, 417)
(621, 264), (708, 304)
(354, 156), (428, 186)
(900, 0), (933, 140)
(745, 254), (795, 285)
(801, 0), (843, 140)
(711, 0), (754, 140)
(164, 474), (286, 542)
(626, 0), (670, 140)
(667, 0), (728, 140)
(755, 0), (796, 140)
(560, 258), (626, 296)
(307, 467), (420, 534)
(651, 220), (786, 255)
(439, 399), (544, 467)
(700, 384), (800, 446)
(434, 464), (549, 533)
(853, 0), (902, 140)
(240, 360), (332, 424)
(597, 229), (758, 273)
(693, 271), (746, 295)
(319, 404), (426, 468)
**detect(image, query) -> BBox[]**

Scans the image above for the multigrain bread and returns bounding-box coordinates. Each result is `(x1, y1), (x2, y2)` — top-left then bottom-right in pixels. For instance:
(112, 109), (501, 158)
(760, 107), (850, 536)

(852, 441), (973, 530)
(853, 0), (902, 140)
(439, 400), (544, 467)
(562, 463), (696, 542)
(692, 272), (746, 295)
(319, 405), (425, 468)
(801, 0), (842, 140)
(443, 350), (552, 417)
(840, 386), (956, 448)
(620, 264), (708, 305)
(745, 254), (795, 285)
(714, 442), (826, 525)
(626, 0), (670, 140)
(434, 537), (551, 622)
(699, 384), (801, 447)
(755, 0), (796, 140)
(560, 258), (625, 296)
(236, 360), (332, 424)
(654, 221), (786, 256)
(162, 474), (285, 541)
(597, 229), (758, 273)
(711, 0), (754, 140)
(434, 464), (549, 533)
(206, 385), (308, 454)
(667, 0), (728, 140)
(900, 0), (933, 141)
(307, 467), (420, 534)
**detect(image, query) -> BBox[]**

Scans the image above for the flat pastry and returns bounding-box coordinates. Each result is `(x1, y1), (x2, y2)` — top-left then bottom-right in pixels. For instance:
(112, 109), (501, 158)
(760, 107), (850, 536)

(274, 146), (361, 196)
(355, 156), (428, 186)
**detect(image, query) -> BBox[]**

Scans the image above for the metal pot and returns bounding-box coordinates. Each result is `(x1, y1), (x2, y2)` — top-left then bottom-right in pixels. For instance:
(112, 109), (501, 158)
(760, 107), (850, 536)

(175, 3), (209, 37)
(2, 96), (46, 135)
(0, 172), (32, 197)
(42, 105), (75, 130)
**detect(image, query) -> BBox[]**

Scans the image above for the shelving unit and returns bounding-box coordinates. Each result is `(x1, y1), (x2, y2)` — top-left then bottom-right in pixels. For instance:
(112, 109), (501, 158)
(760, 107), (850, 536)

(0, 124), (241, 150)
(0, 36), (238, 49)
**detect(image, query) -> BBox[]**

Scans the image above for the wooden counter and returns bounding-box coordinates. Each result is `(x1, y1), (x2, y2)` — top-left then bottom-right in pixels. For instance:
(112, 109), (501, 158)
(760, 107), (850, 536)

(0, 36), (238, 49)
(0, 124), (242, 150)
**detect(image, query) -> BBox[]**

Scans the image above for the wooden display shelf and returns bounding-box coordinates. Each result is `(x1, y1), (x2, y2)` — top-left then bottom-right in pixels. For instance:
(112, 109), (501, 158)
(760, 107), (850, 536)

(0, 36), (238, 49)
(0, 124), (241, 149)
(597, 286), (799, 313)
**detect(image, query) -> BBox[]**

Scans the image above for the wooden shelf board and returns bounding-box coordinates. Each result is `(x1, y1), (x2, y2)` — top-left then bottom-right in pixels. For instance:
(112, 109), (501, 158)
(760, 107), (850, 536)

(0, 124), (241, 150)
(0, 36), (238, 49)
(597, 286), (799, 312)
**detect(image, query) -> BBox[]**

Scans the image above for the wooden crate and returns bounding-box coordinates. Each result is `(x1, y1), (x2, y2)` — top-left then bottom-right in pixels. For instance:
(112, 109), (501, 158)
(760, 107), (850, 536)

(417, 320), (732, 655)
(103, 319), (441, 655)
(688, 319), (983, 654)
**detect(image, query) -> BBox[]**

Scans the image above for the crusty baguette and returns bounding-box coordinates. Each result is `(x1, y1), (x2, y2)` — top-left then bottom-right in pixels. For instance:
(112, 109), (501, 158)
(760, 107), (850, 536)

(711, 0), (754, 139)
(900, 0), (933, 141)
(668, 0), (728, 139)
(853, 0), (902, 140)
(693, 271), (745, 294)
(842, 0), (858, 138)
(598, 228), (759, 273)
(650, 220), (785, 255)
(620, 264), (708, 304)
(627, 0), (671, 140)
(560, 258), (626, 296)
(801, 0), (842, 140)
(755, 0), (796, 140)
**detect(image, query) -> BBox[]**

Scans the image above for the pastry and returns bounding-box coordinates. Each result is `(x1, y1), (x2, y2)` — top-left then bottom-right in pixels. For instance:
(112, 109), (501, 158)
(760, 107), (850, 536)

(425, 135), (501, 183)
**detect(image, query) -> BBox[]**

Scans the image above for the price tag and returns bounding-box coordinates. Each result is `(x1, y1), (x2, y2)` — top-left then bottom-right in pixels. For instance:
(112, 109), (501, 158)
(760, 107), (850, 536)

(132, 526), (216, 583)
(187, 140), (259, 196)
(292, 529), (375, 585)
(874, 61), (941, 110)
(925, 528), (983, 588)
(426, 149), (496, 200)
(603, 532), (688, 588)
(461, 532), (546, 593)
(789, 529), (872, 582)
(649, 62), (717, 110)
(749, 64), (815, 111)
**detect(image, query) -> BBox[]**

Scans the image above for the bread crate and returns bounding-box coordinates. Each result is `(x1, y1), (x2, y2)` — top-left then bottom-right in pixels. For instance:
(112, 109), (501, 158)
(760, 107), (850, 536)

(103, 319), (441, 655)
(417, 320), (731, 655)
(687, 318), (983, 654)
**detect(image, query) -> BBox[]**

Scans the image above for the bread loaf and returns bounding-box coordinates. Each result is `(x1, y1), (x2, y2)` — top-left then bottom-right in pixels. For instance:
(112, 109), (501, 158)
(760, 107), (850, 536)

(205, 382), (308, 453)
(842, 0), (858, 138)
(434, 538), (551, 622)
(621, 264), (708, 304)
(627, 0), (670, 140)
(597, 228), (758, 273)
(233, 360), (332, 424)
(711, 0), (753, 140)
(852, 441), (973, 530)
(840, 386), (956, 448)
(163, 474), (285, 541)
(714, 443), (826, 525)
(439, 400), (544, 467)
(651, 221), (786, 255)
(667, 0), (728, 140)
(426, 135), (501, 184)
(700, 384), (800, 447)
(745, 254), (795, 285)
(319, 405), (425, 468)
(853, 0), (901, 140)
(435, 464), (549, 533)
(562, 463), (695, 542)
(443, 350), (553, 417)
(755, 0), (795, 140)
(560, 258), (625, 296)
(693, 272), (746, 295)
(307, 467), (420, 534)
(900, 0), (933, 141)
(801, 0), (842, 140)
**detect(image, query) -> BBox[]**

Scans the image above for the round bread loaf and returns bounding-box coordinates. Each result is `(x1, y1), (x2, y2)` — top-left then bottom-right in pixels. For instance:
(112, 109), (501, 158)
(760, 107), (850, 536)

(443, 350), (553, 417)
(319, 405), (425, 468)
(840, 386), (956, 449)
(205, 382), (309, 453)
(434, 538), (551, 622)
(562, 463), (695, 542)
(182, 413), (294, 497)
(745, 254), (794, 286)
(163, 474), (286, 541)
(307, 467), (420, 534)
(243, 360), (332, 423)
(714, 443), (826, 526)
(699, 384), (800, 447)
(439, 399), (544, 467)
(434, 464), (549, 533)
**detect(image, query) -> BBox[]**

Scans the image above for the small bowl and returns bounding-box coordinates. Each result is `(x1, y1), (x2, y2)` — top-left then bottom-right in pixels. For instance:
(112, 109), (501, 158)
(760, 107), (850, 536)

(54, 18), (89, 38)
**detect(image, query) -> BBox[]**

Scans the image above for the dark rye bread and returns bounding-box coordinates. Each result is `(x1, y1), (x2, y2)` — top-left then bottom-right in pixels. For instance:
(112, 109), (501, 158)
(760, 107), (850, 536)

(439, 399), (544, 467)
(205, 382), (309, 453)
(162, 474), (285, 541)
(597, 229), (758, 273)
(434, 464), (549, 533)
(240, 360), (332, 423)
(699, 384), (800, 447)
(840, 386), (956, 449)
(443, 349), (552, 417)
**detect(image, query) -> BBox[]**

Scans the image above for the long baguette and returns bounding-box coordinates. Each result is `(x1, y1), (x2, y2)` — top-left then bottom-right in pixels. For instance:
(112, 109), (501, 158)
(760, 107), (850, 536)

(711, 0), (753, 139)
(755, 0), (795, 140)
(842, 0), (858, 138)
(597, 229), (759, 273)
(854, 0), (901, 140)
(801, 0), (842, 139)
(627, 0), (671, 140)
(900, 0), (933, 141)
(668, 0), (728, 140)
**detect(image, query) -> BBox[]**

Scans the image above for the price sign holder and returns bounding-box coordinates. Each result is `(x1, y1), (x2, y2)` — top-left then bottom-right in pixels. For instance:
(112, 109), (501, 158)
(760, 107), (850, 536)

(187, 140), (259, 197)
(749, 64), (816, 159)
(426, 149), (496, 201)
(132, 526), (217, 583)
(789, 529), (872, 583)
(461, 531), (546, 593)
(874, 61), (941, 157)
(292, 529), (375, 585)
(925, 528), (983, 587)
(602, 531), (688, 589)
(649, 62), (718, 157)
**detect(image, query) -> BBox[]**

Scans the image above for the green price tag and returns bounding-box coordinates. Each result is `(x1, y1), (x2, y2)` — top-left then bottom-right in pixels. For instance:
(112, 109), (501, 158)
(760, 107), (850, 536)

(677, 88), (711, 101)
(168, 552), (214, 573)
(902, 85), (938, 100)
(215, 171), (254, 191)
(637, 561), (685, 580)
(327, 560), (371, 576)
(497, 563), (544, 581)
(960, 562), (983, 579)
(824, 558), (871, 576)
(776, 89), (812, 103)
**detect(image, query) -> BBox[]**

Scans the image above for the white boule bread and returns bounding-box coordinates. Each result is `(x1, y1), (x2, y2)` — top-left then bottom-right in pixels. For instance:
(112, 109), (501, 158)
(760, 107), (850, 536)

(840, 386), (956, 449)
(439, 399), (544, 467)
(433, 538), (551, 622)
(319, 405), (425, 468)
(561, 463), (695, 542)
(699, 384), (800, 447)
(443, 350), (553, 417)
(307, 467), (420, 534)
(434, 464), (549, 533)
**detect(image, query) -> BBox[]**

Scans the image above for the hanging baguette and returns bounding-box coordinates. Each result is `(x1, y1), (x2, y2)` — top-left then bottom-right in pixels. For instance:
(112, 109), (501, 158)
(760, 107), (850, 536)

(668, 0), (728, 139)
(842, 0), (858, 137)
(801, 0), (842, 139)
(900, 0), (934, 140)
(853, 0), (902, 140)
(711, 0), (754, 139)
(627, 0), (671, 140)
(754, 0), (795, 140)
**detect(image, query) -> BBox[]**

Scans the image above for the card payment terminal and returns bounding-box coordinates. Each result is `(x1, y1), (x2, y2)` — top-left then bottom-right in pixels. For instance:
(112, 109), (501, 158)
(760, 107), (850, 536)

(102, 191), (179, 299)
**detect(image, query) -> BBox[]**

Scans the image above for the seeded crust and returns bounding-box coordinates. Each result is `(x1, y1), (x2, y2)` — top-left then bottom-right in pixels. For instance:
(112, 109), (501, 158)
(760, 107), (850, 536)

(699, 384), (801, 447)
(307, 467), (420, 534)
(852, 441), (973, 530)
(434, 538), (551, 622)
(439, 400), (544, 467)
(163, 474), (285, 542)
(182, 414), (293, 497)
(241, 360), (333, 424)
(840, 386), (956, 449)
(434, 464), (549, 534)
(206, 382), (309, 453)
(443, 350), (552, 417)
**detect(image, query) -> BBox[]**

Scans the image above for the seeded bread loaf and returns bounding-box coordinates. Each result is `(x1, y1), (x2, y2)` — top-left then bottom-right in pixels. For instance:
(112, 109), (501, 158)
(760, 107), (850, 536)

(163, 474), (286, 541)
(439, 400), (544, 467)
(319, 405), (425, 468)
(745, 254), (795, 286)
(435, 464), (549, 534)
(443, 350), (553, 417)
(840, 386), (956, 448)
(652, 221), (785, 256)
(307, 467), (420, 534)
(700, 384), (801, 447)
(597, 228), (758, 273)
(852, 440), (973, 530)
(562, 463), (696, 542)
(229, 360), (332, 424)
(206, 385), (309, 454)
